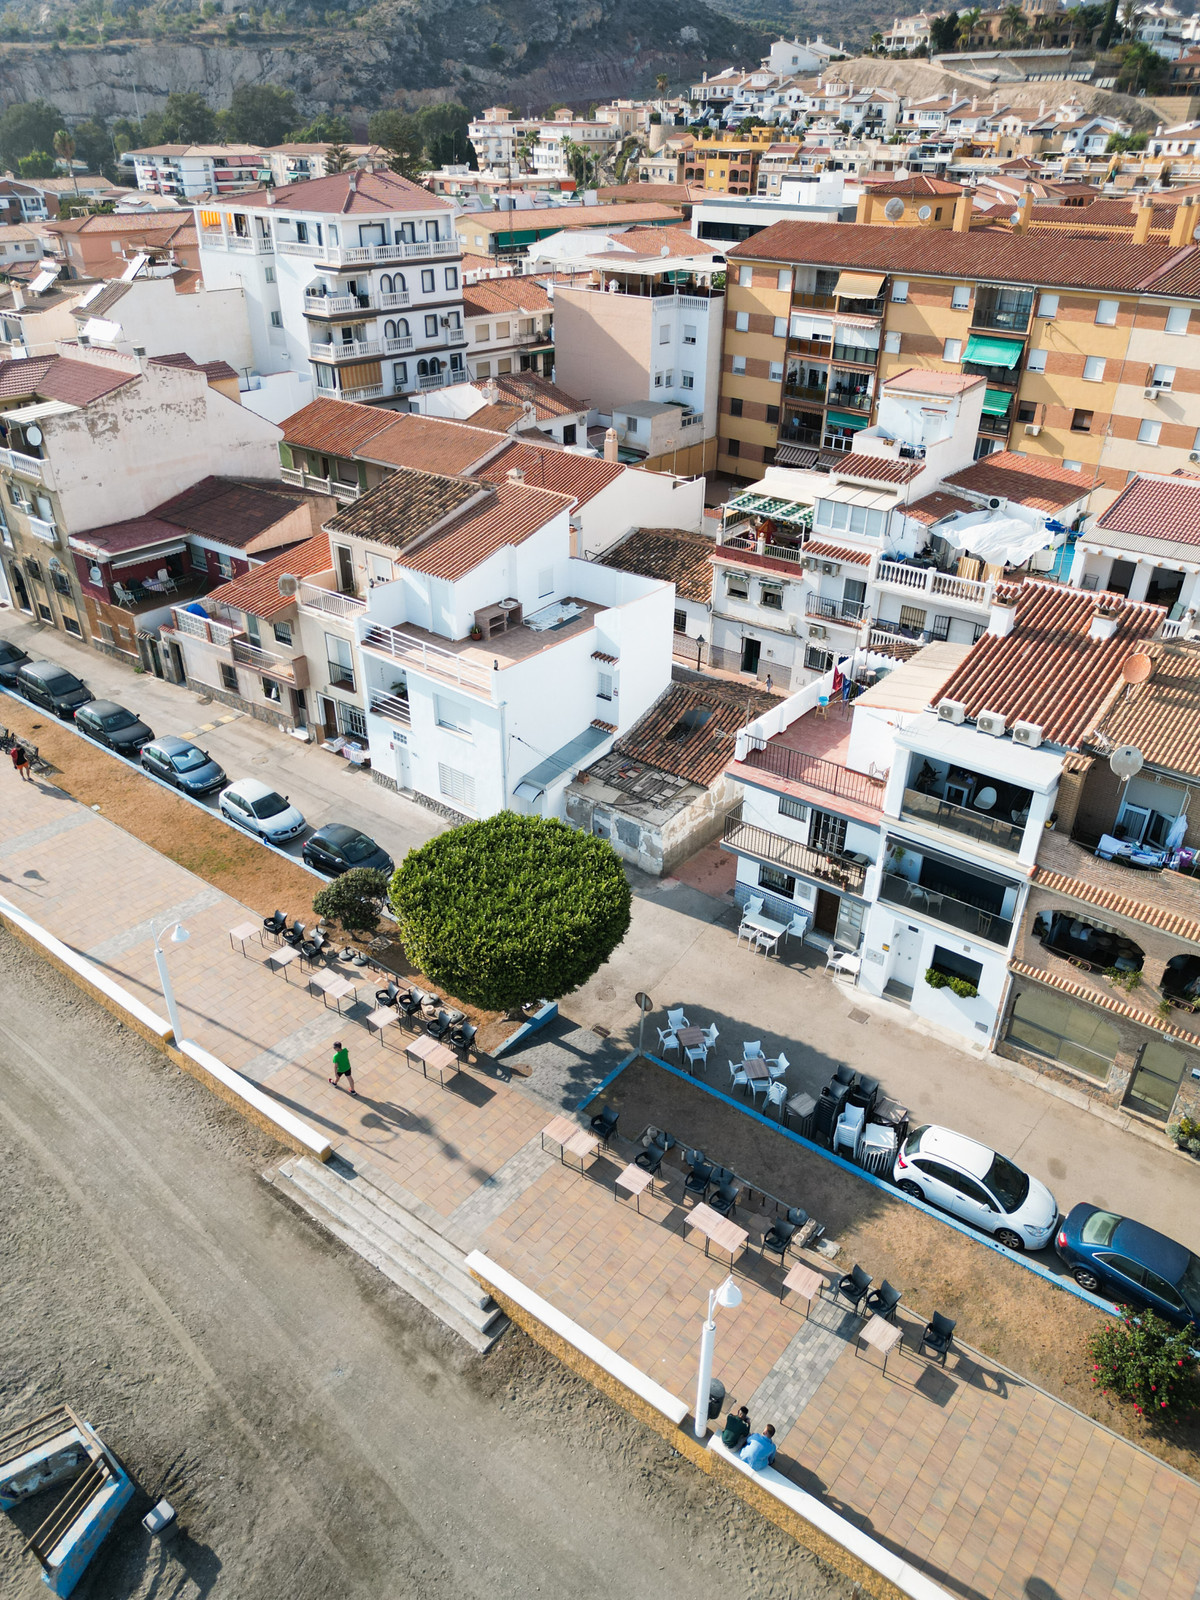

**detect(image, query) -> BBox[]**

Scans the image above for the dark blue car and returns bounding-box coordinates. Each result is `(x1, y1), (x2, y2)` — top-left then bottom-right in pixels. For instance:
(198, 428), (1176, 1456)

(1055, 1205), (1200, 1328)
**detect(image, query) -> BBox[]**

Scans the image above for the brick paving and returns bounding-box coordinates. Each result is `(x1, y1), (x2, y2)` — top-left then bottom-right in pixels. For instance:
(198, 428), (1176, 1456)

(2, 777), (1200, 1600)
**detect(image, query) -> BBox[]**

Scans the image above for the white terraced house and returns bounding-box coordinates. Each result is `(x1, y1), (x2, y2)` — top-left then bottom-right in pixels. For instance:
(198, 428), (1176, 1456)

(194, 168), (467, 409)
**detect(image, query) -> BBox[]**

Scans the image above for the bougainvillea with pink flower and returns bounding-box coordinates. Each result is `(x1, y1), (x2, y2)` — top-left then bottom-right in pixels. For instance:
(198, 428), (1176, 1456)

(1087, 1308), (1198, 1419)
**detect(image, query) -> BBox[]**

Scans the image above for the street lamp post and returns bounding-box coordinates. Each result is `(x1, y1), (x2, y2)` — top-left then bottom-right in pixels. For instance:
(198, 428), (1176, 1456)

(152, 919), (190, 1045)
(694, 1275), (742, 1439)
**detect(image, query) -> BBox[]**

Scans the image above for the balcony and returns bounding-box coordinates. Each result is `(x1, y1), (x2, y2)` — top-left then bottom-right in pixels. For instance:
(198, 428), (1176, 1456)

(0, 447), (52, 486)
(445, 328), (467, 346)
(385, 335), (414, 352)
(304, 292), (371, 316)
(723, 811), (868, 893)
(310, 339), (383, 362)
(340, 385), (385, 403)
(900, 787), (1025, 854)
(830, 342), (879, 366)
(360, 621), (493, 697)
(369, 688), (411, 725)
(326, 658), (356, 692)
(417, 369), (469, 391)
(740, 734), (884, 809)
(792, 292), (836, 309)
(232, 638), (304, 684)
(979, 410), (1011, 437)
(879, 869), (1013, 946)
(785, 383), (829, 406)
(972, 291), (1033, 336)
(718, 530), (805, 567)
(827, 387), (873, 413)
(278, 237), (459, 267)
(27, 516), (58, 544)
(280, 468), (360, 504)
(874, 560), (991, 609)
(225, 233), (274, 254)
(298, 579), (367, 620)
(805, 593), (868, 626)
(379, 291), (411, 309)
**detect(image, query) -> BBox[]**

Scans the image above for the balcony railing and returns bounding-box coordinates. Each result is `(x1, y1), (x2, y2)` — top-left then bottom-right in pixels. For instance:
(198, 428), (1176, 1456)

(304, 292), (371, 315)
(417, 369), (469, 391)
(972, 303), (1031, 335)
(310, 339), (383, 362)
(723, 812), (867, 893)
(378, 291), (411, 309)
(0, 447), (51, 485)
(979, 411), (1011, 436)
(870, 626), (924, 658)
(224, 233), (274, 254)
(326, 659), (356, 692)
(740, 735), (885, 809)
(385, 335), (414, 352)
(167, 606), (239, 646)
(280, 467), (360, 503)
(280, 237), (458, 267)
(298, 580), (367, 620)
(369, 689), (412, 725)
(339, 385), (385, 403)
(879, 870), (1013, 946)
(792, 292), (836, 309)
(785, 384), (828, 406)
(27, 516), (58, 544)
(805, 593), (868, 625)
(232, 639), (296, 681)
(719, 531), (804, 566)
(360, 621), (493, 697)
(900, 787), (1024, 854)
(827, 388), (873, 413)
(875, 560), (991, 608)
(830, 342), (879, 366)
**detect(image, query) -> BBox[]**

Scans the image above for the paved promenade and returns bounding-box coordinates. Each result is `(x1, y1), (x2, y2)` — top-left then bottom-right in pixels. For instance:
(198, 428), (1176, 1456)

(2, 773), (1199, 1600)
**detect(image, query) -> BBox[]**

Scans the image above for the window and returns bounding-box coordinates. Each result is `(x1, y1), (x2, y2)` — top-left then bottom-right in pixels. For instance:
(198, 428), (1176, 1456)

(1037, 292), (1058, 318)
(270, 310), (282, 327)
(943, 337), (962, 362)
(899, 603), (927, 631)
(769, 361), (783, 382)
(435, 695), (471, 734)
(662, 371), (673, 388)
(725, 438), (740, 458)
(596, 671), (613, 700)
(765, 404), (779, 425)
(778, 795), (809, 823)
(659, 322), (671, 344)
(475, 324), (490, 343)
(445, 266), (458, 289)
(929, 946), (982, 989)
(272, 621), (293, 646)
(438, 763), (476, 809)
(883, 331), (901, 354)
(726, 573), (749, 599)
(1151, 363), (1175, 390)
(654, 372), (663, 388)
(673, 608), (687, 633)
(758, 863), (796, 898)
(340, 702), (368, 742)
(1138, 418), (1162, 446)
(51, 570), (72, 596)
(1071, 409), (1093, 433)
(1083, 356), (1105, 382)
(262, 677), (281, 702)
(425, 314), (438, 337)
(951, 285), (970, 310)
(474, 359), (490, 379)
(561, 422), (577, 445)
(773, 316), (787, 338)
(760, 582), (783, 610)
(1007, 988), (1119, 1079)
(735, 311), (749, 332)
(777, 269), (793, 292)
(217, 554), (234, 579)
(805, 644), (833, 672)
(683, 324), (697, 345)
(809, 808), (846, 854)
(495, 321), (510, 340)
(421, 269), (435, 293)
(1017, 400), (1038, 424)
(1063, 460), (1083, 472)
(326, 633), (355, 690)
(729, 397), (743, 417)
(681, 371), (694, 390)
(738, 266), (753, 287)
(1095, 299), (1119, 326)
(891, 280), (908, 303)
(264, 266), (276, 283)
(220, 663), (238, 693)
(393, 361), (408, 387)
(1026, 348), (1047, 373)
(731, 355), (746, 375)
(98, 622), (115, 643)
(1165, 305), (1190, 335)
(62, 614), (81, 637)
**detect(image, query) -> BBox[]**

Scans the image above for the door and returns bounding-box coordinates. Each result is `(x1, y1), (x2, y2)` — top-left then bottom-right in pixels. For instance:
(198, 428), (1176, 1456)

(393, 731), (410, 790)
(814, 889), (840, 936)
(320, 696), (339, 740)
(887, 923), (923, 997)
(741, 636), (761, 674)
(334, 545), (355, 595)
(1125, 1039), (1186, 1120)
(10, 565), (30, 612)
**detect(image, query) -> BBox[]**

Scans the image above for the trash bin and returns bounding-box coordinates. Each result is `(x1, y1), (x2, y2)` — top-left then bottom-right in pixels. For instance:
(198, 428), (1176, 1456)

(706, 1378), (726, 1420)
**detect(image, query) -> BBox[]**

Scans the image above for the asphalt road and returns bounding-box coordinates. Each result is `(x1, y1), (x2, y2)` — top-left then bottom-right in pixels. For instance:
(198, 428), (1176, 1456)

(0, 928), (846, 1600)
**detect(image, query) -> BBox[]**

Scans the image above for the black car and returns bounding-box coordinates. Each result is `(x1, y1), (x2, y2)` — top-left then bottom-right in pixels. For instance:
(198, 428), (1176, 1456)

(1056, 1204), (1200, 1328)
(74, 699), (154, 756)
(302, 823), (394, 879)
(141, 735), (227, 795)
(15, 659), (93, 718)
(0, 639), (30, 685)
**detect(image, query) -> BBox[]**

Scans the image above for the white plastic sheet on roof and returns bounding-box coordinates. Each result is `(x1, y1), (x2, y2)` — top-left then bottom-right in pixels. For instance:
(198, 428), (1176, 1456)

(940, 514), (1052, 568)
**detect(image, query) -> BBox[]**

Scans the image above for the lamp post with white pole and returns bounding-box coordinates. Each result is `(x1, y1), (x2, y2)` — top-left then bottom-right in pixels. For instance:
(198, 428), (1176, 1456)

(694, 1274), (742, 1439)
(152, 919), (190, 1045)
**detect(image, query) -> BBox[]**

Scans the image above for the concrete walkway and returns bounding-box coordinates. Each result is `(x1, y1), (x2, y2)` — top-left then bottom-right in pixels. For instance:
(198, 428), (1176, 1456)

(2, 773), (1199, 1600)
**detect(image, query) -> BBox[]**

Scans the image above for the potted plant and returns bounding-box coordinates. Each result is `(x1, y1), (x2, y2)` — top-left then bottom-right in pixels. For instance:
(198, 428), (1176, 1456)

(1166, 1114), (1200, 1156)
(469, 624), (484, 641)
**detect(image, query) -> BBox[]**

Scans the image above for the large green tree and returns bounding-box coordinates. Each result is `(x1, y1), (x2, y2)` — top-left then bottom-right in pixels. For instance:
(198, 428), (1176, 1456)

(0, 100), (64, 172)
(313, 868), (390, 940)
(227, 83), (298, 146)
(389, 814), (631, 1014)
(418, 102), (474, 169)
(368, 108), (426, 179)
(290, 111), (351, 144)
(71, 118), (117, 178)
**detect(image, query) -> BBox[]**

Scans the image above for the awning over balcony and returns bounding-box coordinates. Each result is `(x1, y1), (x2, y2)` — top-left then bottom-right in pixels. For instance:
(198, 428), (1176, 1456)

(111, 542), (188, 570)
(826, 410), (869, 430)
(964, 334), (1022, 369)
(835, 271), (884, 299)
(981, 388), (1013, 416)
(339, 359), (382, 387)
(725, 491), (813, 527)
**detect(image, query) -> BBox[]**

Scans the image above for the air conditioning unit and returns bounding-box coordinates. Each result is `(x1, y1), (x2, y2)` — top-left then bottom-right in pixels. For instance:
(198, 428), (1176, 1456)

(976, 709), (1007, 737)
(809, 624), (828, 639)
(1190, 452), (1200, 464)
(1012, 719), (1044, 748)
(1024, 423), (1041, 437)
(820, 560), (840, 574)
(1143, 387), (1159, 401)
(987, 496), (1004, 511)
(937, 697), (966, 724)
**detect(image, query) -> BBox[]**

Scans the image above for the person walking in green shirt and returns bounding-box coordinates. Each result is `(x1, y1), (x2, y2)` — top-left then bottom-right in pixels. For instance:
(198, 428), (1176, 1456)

(329, 1040), (356, 1096)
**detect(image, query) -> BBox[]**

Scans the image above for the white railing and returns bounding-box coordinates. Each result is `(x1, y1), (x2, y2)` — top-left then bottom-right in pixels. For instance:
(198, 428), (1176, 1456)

(379, 291), (411, 309)
(874, 560), (991, 608)
(280, 238), (458, 267)
(281, 467), (361, 502)
(304, 292), (369, 315)
(360, 621), (493, 697)
(0, 447), (51, 485)
(339, 384), (385, 403)
(447, 369), (469, 386)
(309, 339), (383, 361)
(298, 581), (367, 621)
(1160, 617), (1187, 639)
(718, 530), (804, 566)
(385, 335), (414, 352)
(232, 638), (294, 678)
(27, 516), (57, 544)
(369, 689), (412, 724)
(168, 606), (238, 646)
(676, 293), (721, 310)
(445, 328), (467, 345)
(418, 371), (447, 390)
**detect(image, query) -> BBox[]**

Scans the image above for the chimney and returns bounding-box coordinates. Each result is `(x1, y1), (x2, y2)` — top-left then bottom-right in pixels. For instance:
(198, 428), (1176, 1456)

(603, 427), (619, 463)
(1089, 604), (1120, 642)
(506, 465), (526, 483)
(953, 187), (973, 232)
(988, 595), (1018, 637)
(485, 377), (500, 404)
(1012, 186), (1034, 234)
(1132, 196), (1154, 245)
(1169, 193), (1197, 249)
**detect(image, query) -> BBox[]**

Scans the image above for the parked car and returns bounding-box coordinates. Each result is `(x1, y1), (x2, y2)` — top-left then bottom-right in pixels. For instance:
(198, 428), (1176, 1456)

(1056, 1205), (1200, 1327)
(218, 778), (306, 845)
(74, 699), (154, 757)
(0, 639), (30, 685)
(302, 823), (394, 879)
(893, 1124), (1058, 1252)
(141, 736), (227, 796)
(15, 660), (93, 718)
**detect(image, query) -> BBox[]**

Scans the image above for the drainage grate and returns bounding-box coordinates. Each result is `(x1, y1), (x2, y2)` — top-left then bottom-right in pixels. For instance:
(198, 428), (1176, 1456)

(848, 1009), (869, 1025)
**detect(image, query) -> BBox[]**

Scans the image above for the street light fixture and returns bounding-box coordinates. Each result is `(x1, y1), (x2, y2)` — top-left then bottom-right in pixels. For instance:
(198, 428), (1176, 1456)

(152, 919), (190, 1046)
(694, 1274), (742, 1440)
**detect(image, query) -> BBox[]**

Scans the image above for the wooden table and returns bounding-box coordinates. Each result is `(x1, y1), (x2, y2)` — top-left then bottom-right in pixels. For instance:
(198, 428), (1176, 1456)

(265, 944), (299, 982)
(781, 1261), (823, 1317)
(742, 1057), (771, 1086)
(614, 1162), (655, 1212)
(684, 1202), (748, 1268)
(541, 1114), (578, 1158)
(309, 971), (359, 1014)
(675, 1026), (706, 1050)
(857, 1313), (904, 1375)
(405, 1033), (459, 1086)
(228, 920), (260, 956)
(540, 1116), (599, 1173)
(365, 1005), (401, 1048)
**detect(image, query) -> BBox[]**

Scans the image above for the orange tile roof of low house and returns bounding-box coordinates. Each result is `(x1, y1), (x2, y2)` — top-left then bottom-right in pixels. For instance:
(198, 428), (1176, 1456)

(903, 491), (974, 526)
(944, 451), (1093, 512)
(206, 532), (331, 621)
(1094, 472), (1200, 549)
(461, 276), (553, 317)
(802, 540), (872, 565)
(280, 396), (397, 457)
(491, 372), (586, 420)
(1090, 638), (1200, 780)
(833, 454), (924, 486)
(238, 168), (454, 215)
(616, 677), (782, 788)
(596, 527), (715, 599)
(358, 412), (510, 474)
(477, 440), (624, 506)
(390, 478), (574, 581)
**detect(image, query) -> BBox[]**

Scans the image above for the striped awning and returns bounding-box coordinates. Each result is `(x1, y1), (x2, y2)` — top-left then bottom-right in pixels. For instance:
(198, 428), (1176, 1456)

(835, 271), (885, 298)
(826, 410), (869, 430)
(964, 334), (1022, 370)
(981, 388), (1013, 416)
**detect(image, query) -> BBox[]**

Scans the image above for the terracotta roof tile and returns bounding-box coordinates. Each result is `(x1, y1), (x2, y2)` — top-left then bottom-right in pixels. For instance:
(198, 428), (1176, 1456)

(463, 202), (681, 232)
(69, 516), (192, 560)
(803, 540), (872, 565)
(0, 353), (136, 406)
(325, 468), (481, 551)
(490, 372), (586, 420)
(1095, 473), (1200, 549)
(238, 169), (454, 215)
(154, 475), (314, 548)
(148, 351), (238, 382)
(903, 491), (974, 526)
(464, 402), (524, 432)
(358, 412), (510, 474)
(616, 678), (782, 788)
(944, 451), (1092, 512)
(934, 580), (1164, 749)
(1008, 960), (1200, 1045)
(461, 277), (552, 318)
(865, 175), (962, 197)
(610, 225), (719, 259)
(1029, 865), (1200, 944)
(478, 441), (624, 507)
(1092, 639), (1200, 778)
(206, 533), (332, 622)
(379, 477), (572, 581)
(280, 396), (397, 457)
(596, 527), (715, 600)
(833, 454), (924, 486)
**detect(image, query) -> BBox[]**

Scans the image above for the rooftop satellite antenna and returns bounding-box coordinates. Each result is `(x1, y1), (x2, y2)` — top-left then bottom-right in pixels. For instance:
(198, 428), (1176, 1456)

(1109, 744), (1144, 781)
(883, 196), (905, 221)
(277, 573), (299, 598)
(917, 204), (932, 222)
(1121, 653), (1153, 685)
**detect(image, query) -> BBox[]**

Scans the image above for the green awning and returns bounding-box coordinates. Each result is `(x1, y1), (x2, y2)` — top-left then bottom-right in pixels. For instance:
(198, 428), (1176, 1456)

(826, 410), (869, 430)
(981, 388), (1012, 416)
(964, 334), (1022, 370)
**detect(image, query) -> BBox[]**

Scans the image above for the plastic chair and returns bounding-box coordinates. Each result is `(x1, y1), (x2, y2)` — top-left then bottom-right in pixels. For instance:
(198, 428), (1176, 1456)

(710, 1179), (741, 1218)
(667, 1006), (690, 1031)
(756, 930), (781, 958)
(865, 1281), (902, 1323)
(743, 1041), (764, 1059)
(761, 1206), (806, 1262)
(920, 1312), (956, 1365)
(768, 1049), (790, 1082)
(834, 1103), (866, 1162)
(375, 979), (401, 1008)
(784, 913), (808, 944)
(837, 1263), (872, 1313)
(765, 1081), (788, 1117)
(657, 1027), (680, 1056)
(736, 920), (756, 950)
(590, 1105), (620, 1146)
(747, 1073), (770, 1104)
(450, 1020), (478, 1061)
(685, 1040), (710, 1074)
(683, 1151), (713, 1204)
(746, 895), (764, 918)
(727, 1061), (748, 1093)
(262, 909), (288, 941)
(282, 918), (306, 947)
(834, 1064), (857, 1088)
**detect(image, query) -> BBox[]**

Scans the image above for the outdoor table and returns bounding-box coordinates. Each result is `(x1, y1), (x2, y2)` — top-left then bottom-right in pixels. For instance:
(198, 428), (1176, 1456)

(857, 1314), (904, 1375)
(365, 1005), (401, 1048)
(742, 1057), (772, 1087)
(541, 1114), (578, 1159)
(265, 944), (299, 982)
(786, 1092), (817, 1137)
(405, 1034), (458, 1085)
(228, 920), (260, 956)
(615, 1162), (656, 1212)
(561, 1129), (599, 1173)
(684, 1202), (748, 1269)
(741, 911), (787, 940)
(781, 1261), (823, 1317)
(675, 1026), (706, 1051)
(310, 971), (358, 1014)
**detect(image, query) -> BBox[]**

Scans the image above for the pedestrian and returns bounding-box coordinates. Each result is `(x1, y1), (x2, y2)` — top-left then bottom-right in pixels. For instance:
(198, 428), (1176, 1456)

(764, 673), (773, 693)
(721, 1405), (751, 1451)
(740, 1424), (777, 1471)
(10, 742), (31, 782)
(329, 1039), (356, 1096)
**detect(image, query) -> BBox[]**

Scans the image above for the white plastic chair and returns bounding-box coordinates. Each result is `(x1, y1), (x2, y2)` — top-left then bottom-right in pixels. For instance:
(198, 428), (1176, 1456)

(657, 1027), (679, 1056)
(765, 1081), (788, 1117)
(728, 1061), (748, 1092)
(747, 1073), (770, 1103)
(784, 913), (808, 944)
(768, 1049), (790, 1082)
(703, 1023), (719, 1048)
(743, 1041), (764, 1059)
(833, 1103), (866, 1162)
(667, 1006), (690, 1031)
(756, 930), (781, 958)
(746, 895), (764, 918)
(686, 1041), (709, 1074)
(736, 921), (756, 950)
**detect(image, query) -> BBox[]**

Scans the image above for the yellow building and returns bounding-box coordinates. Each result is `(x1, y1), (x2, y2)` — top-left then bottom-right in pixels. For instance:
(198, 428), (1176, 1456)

(684, 127), (776, 194)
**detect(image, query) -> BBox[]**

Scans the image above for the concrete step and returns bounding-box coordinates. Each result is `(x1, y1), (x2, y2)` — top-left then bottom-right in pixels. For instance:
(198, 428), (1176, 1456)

(269, 1157), (507, 1354)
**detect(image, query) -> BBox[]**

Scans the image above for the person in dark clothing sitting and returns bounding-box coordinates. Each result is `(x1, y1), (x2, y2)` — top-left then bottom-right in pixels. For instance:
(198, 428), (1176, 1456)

(721, 1405), (751, 1450)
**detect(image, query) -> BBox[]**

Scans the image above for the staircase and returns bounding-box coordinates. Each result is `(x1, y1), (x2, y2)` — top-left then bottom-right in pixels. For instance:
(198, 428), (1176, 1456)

(269, 1156), (507, 1353)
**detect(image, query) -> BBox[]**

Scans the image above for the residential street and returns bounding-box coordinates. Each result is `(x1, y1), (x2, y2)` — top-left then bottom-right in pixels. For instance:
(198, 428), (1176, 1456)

(0, 927), (845, 1600)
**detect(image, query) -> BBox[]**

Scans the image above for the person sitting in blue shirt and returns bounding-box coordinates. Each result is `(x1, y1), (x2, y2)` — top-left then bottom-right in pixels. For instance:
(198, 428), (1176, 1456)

(739, 1424), (776, 1471)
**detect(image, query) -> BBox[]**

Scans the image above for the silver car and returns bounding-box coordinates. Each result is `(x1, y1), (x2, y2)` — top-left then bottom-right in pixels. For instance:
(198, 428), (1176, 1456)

(218, 778), (306, 845)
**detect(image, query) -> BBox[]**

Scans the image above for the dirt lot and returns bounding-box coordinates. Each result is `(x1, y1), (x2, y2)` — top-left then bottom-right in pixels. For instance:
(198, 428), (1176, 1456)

(0, 928), (850, 1600)
(603, 1057), (1200, 1476)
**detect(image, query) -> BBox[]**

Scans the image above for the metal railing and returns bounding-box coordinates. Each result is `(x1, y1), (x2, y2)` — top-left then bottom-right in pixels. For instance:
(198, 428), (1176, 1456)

(874, 561), (991, 607)
(298, 580), (366, 620)
(723, 812), (867, 892)
(739, 735), (884, 808)
(900, 787), (1024, 853)
(326, 659), (356, 692)
(805, 593), (868, 625)
(785, 384), (828, 405)
(827, 388), (873, 413)
(879, 870), (1013, 945)
(360, 621), (493, 696)
(830, 342), (879, 365)
(168, 607), (238, 646)
(232, 639), (295, 679)
(369, 688), (412, 724)
(972, 303), (1031, 335)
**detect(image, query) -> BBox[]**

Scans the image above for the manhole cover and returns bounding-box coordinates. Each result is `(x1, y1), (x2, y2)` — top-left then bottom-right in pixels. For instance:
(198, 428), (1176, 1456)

(848, 1009), (869, 1025)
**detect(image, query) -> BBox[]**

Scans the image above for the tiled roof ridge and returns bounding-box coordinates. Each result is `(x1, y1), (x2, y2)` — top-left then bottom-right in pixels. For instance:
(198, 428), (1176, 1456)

(1008, 959), (1200, 1045)
(1030, 865), (1200, 945)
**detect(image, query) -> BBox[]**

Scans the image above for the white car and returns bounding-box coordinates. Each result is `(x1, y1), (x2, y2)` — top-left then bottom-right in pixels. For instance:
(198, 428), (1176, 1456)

(218, 778), (306, 846)
(892, 1124), (1058, 1252)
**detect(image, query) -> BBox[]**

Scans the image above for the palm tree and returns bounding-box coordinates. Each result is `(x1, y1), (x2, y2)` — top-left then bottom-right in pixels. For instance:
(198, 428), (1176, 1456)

(957, 7), (982, 47)
(870, 30), (884, 52)
(1001, 2), (1027, 42)
(53, 129), (79, 194)
(655, 73), (668, 96)
(1064, 4), (1084, 46)
(1118, 0), (1144, 39)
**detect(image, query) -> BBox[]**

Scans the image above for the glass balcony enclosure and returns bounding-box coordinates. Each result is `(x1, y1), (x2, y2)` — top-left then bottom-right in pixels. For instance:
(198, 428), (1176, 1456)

(900, 752), (1031, 854)
(879, 840), (1017, 945)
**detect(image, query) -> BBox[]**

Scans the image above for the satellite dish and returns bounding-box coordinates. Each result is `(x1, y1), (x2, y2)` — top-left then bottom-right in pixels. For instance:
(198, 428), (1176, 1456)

(1194, 225), (1200, 241)
(1121, 653), (1153, 685)
(1010, 210), (1022, 227)
(89, 564), (102, 584)
(1109, 745), (1144, 781)
(883, 196), (905, 221)
(277, 573), (299, 597)
(660, 243), (670, 256)
(917, 204), (932, 222)
(25, 424), (42, 446)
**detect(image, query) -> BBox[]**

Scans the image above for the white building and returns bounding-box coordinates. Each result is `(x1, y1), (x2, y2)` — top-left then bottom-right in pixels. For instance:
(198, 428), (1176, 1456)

(194, 167), (466, 411)
(128, 145), (265, 199)
(67, 255), (255, 372)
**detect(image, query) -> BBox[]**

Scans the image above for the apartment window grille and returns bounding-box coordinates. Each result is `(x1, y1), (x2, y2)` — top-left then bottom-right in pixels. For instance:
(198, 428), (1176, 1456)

(438, 763), (476, 809)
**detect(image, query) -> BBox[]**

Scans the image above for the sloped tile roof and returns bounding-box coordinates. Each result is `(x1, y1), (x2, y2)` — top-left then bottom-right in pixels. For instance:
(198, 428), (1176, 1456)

(611, 225), (720, 258)
(1095, 473), (1200, 550)
(903, 491), (974, 526)
(461, 276), (553, 318)
(596, 527), (715, 600)
(148, 351), (238, 382)
(359, 412), (510, 475)
(325, 467), (481, 550)
(803, 540), (872, 565)
(865, 175), (962, 197)
(1008, 960), (1200, 1045)
(206, 533), (331, 622)
(1028, 866), (1200, 944)
(463, 402), (524, 433)
(238, 168), (454, 215)
(1091, 638), (1200, 779)
(834, 454), (924, 486)
(280, 396), (397, 457)
(478, 440), (624, 507)
(944, 451), (1092, 512)
(386, 478), (573, 580)
(0, 353), (137, 406)
(615, 678), (782, 788)
(69, 516), (192, 560)
(154, 476), (313, 547)
(491, 372), (586, 420)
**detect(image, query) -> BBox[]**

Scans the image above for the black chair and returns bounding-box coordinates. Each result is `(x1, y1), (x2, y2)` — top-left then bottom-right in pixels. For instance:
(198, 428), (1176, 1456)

(836, 1263), (872, 1313)
(865, 1280), (902, 1323)
(282, 918), (306, 947)
(299, 929), (327, 966)
(589, 1105), (619, 1146)
(683, 1151), (713, 1204)
(919, 1312), (956, 1365)
(375, 980), (401, 1008)
(398, 989), (425, 1021)
(426, 1009), (453, 1040)
(710, 1179), (741, 1218)
(834, 1064), (857, 1088)
(635, 1133), (673, 1176)
(450, 1021), (478, 1062)
(263, 909), (288, 941)
(858, 1075), (880, 1103)
(761, 1205), (807, 1262)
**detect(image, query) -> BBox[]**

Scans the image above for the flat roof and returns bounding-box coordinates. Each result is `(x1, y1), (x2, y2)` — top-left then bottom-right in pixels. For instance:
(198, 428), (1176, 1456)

(853, 642), (974, 713)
